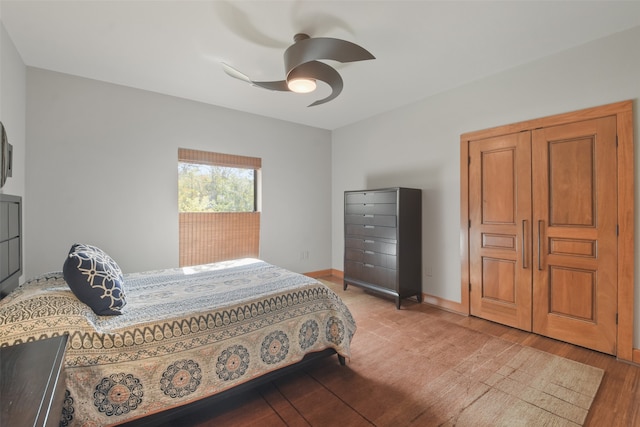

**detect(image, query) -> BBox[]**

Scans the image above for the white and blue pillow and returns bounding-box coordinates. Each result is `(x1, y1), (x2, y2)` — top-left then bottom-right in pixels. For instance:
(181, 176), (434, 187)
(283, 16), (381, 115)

(63, 243), (126, 315)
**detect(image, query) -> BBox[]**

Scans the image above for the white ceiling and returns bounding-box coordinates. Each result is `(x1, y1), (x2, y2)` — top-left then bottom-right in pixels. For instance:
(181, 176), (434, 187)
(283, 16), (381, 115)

(2, 1), (640, 130)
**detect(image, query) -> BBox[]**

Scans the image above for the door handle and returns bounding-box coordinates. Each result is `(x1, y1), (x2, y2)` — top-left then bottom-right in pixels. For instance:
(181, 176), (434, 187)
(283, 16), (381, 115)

(537, 220), (544, 271)
(522, 220), (527, 269)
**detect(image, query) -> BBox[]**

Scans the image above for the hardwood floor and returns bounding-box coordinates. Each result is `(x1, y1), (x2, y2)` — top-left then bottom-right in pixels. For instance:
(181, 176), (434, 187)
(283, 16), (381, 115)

(349, 278), (640, 426)
(335, 278), (640, 427)
(426, 296), (640, 426)
(158, 276), (640, 426)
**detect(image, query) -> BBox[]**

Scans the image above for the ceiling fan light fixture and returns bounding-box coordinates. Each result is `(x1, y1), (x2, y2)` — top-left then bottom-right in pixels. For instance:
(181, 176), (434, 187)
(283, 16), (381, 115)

(287, 77), (316, 93)
(222, 32), (375, 106)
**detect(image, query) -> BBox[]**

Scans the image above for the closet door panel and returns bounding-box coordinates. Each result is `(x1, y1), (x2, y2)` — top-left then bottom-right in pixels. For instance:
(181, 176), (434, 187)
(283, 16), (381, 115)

(532, 116), (618, 354)
(469, 132), (532, 330)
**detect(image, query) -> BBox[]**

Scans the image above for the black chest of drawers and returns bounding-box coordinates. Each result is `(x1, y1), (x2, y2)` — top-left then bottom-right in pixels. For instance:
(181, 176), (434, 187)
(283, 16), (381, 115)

(343, 188), (422, 309)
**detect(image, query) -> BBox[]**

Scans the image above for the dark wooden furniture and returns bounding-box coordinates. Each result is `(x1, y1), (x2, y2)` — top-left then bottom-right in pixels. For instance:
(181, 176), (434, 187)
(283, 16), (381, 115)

(344, 187), (422, 308)
(0, 194), (21, 298)
(0, 335), (68, 427)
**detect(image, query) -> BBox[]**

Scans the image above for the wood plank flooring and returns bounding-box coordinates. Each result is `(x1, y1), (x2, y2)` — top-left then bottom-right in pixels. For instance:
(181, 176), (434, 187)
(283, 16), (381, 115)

(157, 276), (640, 426)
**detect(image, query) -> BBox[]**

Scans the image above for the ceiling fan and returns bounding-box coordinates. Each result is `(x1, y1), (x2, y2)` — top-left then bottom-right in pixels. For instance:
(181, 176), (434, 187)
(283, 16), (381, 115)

(222, 33), (375, 107)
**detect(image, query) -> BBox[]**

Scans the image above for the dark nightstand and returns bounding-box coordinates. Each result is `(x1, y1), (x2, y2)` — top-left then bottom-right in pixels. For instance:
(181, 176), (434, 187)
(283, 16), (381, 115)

(0, 335), (68, 427)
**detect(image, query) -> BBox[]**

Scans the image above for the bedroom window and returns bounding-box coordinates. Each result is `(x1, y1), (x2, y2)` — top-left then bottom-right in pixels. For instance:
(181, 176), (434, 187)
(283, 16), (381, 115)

(178, 164), (256, 212)
(178, 148), (261, 267)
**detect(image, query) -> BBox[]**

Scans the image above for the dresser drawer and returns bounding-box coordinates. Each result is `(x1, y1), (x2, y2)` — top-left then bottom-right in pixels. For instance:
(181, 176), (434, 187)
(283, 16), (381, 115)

(364, 240), (397, 255)
(346, 238), (397, 255)
(363, 251), (397, 269)
(345, 214), (396, 227)
(345, 237), (364, 250)
(345, 224), (397, 240)
(345, 191), (397, 204)
(345, 248), (397, 269)
(345, 261), (397, 290)
(345, 203), (397, 216)
(0, 239), (20, 296)
(345, 247), (364, 262)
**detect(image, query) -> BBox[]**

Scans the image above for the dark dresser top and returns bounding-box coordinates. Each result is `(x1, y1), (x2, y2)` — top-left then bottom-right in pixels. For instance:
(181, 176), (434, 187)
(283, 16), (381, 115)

(0, 335), (68, 427)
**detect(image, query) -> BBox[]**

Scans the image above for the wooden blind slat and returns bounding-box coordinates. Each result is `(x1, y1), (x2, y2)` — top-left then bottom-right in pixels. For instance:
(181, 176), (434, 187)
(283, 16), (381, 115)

(179, 212), (260, 267)
(178, 148), (261, 169)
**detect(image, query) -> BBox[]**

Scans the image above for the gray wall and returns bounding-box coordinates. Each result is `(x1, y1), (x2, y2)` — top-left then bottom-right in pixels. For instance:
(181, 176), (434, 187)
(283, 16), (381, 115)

(0, 21), (27, 284)
(25, 69), (332, 277)
(0, 21), (26, 200)
(332, 25), (640, 340)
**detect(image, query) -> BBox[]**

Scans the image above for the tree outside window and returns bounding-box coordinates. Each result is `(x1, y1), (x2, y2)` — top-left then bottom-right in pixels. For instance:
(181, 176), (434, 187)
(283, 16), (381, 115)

(178, 163), (256, 213)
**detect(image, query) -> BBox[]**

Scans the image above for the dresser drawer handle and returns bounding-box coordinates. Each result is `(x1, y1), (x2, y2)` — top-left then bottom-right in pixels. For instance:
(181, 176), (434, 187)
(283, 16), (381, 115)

(364, 263), (375, 268)
(363, 214), (374, 218)
(364, 250), (375, 254)
(364, 240), (374, 244)
(364, 225), (375, 229)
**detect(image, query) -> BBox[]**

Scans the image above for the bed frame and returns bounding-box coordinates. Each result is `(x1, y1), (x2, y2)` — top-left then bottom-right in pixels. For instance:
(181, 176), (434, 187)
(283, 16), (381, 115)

(122, 348), (345, 426)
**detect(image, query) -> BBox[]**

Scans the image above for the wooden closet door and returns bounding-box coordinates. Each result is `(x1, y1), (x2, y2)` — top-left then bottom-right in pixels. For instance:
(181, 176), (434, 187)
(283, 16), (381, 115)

(469, 132), (532, 330)
(531, 116), (618, 354)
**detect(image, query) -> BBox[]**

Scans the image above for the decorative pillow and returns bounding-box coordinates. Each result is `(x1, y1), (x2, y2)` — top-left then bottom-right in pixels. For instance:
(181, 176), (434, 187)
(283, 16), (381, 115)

(62, 243), (126, 315)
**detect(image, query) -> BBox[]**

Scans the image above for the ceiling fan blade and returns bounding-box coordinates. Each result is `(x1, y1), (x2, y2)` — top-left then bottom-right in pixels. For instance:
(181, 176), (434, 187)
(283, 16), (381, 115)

(284, 37), (375, 73)
(222, 62), (289, 91)
(288, 61), (343, 107)
(252, 80), (290, 91)
(214, 2), (288, 49)
(221, 62), (252, 83)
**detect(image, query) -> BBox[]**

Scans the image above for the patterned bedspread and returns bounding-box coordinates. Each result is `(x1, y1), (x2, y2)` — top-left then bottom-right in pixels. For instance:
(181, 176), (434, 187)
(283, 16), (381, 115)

(0, 258), (356, 426)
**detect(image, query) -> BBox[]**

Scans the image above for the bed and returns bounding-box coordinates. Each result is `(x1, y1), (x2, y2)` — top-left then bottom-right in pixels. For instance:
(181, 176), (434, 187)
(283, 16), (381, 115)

(0, 255), (356, 426)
